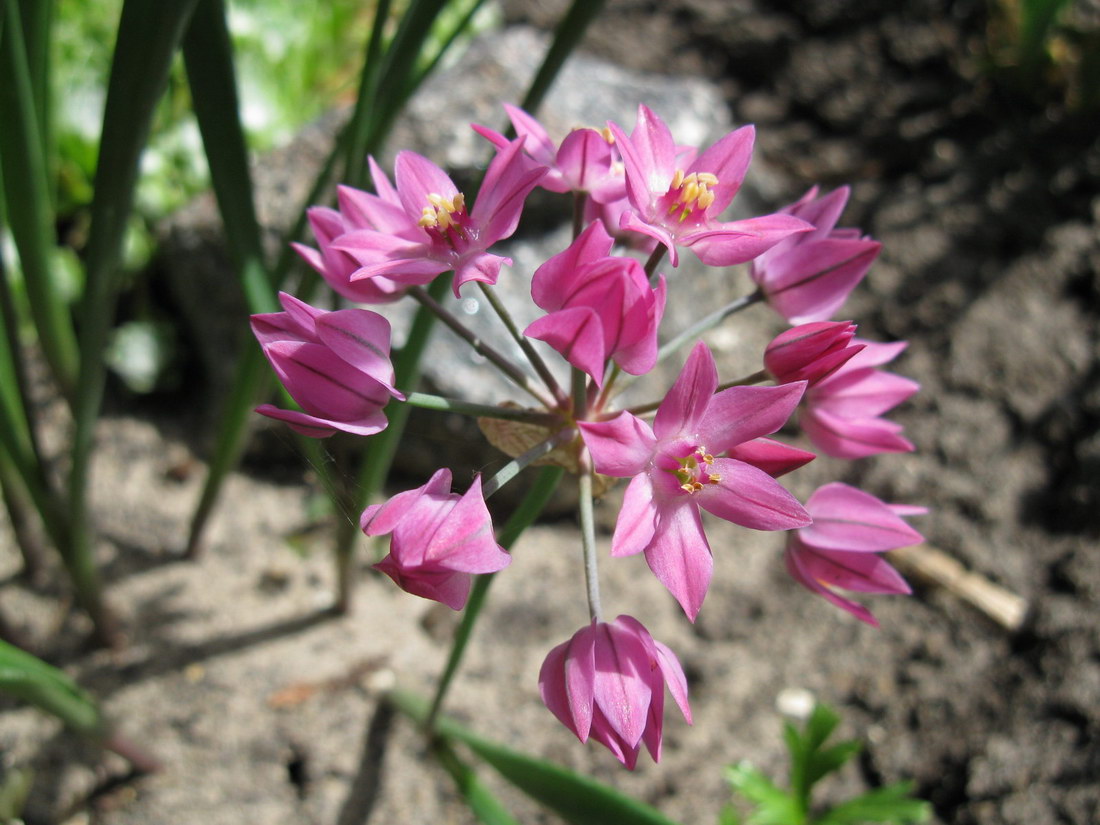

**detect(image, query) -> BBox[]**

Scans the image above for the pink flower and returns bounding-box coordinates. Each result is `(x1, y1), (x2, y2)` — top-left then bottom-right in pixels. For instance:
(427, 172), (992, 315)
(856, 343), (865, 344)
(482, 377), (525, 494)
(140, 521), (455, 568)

(538, 615), (691, 769)
(473, 104), (625, 203)
(524, 221), (666, 386)
(750, 186), (881, 323)
(786, 482), (924, 626)
(360, 469), (510, 609)
(764, 321), (863, 386)
(801, 340), (919, 459)
(607, 104), (811, 267)
(291, 196), (409, 304)
(335, 140), (546, 296)
(250, 292), (403, 437)
(578, 342), (811, 620)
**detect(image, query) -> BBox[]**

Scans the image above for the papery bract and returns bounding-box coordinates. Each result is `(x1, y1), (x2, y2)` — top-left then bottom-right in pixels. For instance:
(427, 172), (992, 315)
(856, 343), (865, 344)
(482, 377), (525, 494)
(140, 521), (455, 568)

(250, 292), (403, 437)
(801, 339), (919, 459)
(335, 139), (546, 295)
(474, 104), (625, 203)
(524, 221), (666, 385)
(764, 321), (863, 386)
(538, 615), (691, 769)
(578, 342), (811, 619)
(607, 104), (811, 267)
(360, 469), (510, 610)
(750, 186), (881, 323)
(786, 482), (924, 626)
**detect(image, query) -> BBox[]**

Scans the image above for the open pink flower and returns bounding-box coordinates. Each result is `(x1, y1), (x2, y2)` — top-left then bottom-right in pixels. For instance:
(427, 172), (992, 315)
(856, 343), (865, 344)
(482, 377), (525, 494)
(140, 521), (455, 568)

(335, 140), (546, 296)
(524, 221), (666, 385)
(578, 342), (811, 620)
(786, 482), (924, 626)
(750, 186), (881, 323)
(291, 195), (409, 304)
(250, 292), (403, 437)
(801, 340), (919, 459)
(539, 615), (691, 769)
(764, 321), (863, 386)
(360, 469), (510, 610)
(473, 104), (625, 203)
(607, 104), (811, 267)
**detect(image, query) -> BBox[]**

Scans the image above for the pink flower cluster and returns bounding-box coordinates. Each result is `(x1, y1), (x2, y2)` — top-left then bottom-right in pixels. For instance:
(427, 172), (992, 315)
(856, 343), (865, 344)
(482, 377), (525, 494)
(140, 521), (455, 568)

(252, 103), (925, 768)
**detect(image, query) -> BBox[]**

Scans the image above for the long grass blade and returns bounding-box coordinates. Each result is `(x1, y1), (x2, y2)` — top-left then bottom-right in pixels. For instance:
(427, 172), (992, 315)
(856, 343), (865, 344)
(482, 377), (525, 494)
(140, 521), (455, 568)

(0, 0), (78, 396)
(520, 0), (608, 114)
(68, 0), (201, 645)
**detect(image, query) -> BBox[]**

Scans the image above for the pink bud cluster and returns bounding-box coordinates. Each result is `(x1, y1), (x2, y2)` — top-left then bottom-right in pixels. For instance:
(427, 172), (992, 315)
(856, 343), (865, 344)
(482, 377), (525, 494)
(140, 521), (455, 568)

(251, 103), (925, 768)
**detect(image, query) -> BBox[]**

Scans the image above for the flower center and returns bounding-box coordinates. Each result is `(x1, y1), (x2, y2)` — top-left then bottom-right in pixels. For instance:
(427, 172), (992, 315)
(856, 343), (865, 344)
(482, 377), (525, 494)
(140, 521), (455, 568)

(669, 446), (721, 494)
(417, 192), (470, 247)
(664, 170), (718, 223)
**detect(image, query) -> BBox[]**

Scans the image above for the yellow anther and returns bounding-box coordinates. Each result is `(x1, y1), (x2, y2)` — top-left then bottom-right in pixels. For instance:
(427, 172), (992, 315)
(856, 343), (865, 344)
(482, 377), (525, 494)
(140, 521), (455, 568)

(708, 473), (721, 484)
(680, 180), (701, 205)
(692, 481), (704, 491)
(451, 192), (465, 211)
(436, 209), (454, 230)
(681, 483), (695, 494)
(696, 172), (719, 186)
(697, 189), (715, 209)
(600, 126), (615, 144)
(427, 193), (449, 209)
(418, 207), (438, 228)
(670, 169), (685, 190)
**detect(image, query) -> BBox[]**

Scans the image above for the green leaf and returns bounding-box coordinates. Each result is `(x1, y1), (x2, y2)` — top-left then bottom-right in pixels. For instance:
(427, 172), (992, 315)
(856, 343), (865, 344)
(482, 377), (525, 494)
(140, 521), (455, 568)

(0, 0), (79, 396)
(717, 803), (742, 825)
(803, 704), (841, 753)
(0, 640), (105, 738)
(725, 762), (802, 825)
(806, 741), (861, 788)
(390, 689), (684, 825)
(433, 739), (522, 825)
(815, 782), (931, 825)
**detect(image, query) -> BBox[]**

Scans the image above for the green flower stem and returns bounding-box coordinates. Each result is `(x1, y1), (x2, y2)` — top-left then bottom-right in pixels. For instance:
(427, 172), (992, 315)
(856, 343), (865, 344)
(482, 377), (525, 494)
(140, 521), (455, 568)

(406, 0), (488, 96)
(0, 453), (44, 584)
(593, 362), (621, 413)
(477, 282), (567, 406)
(643, 244), (667, 283)
(577, 463), (603, 623)
(331, 276), (452, 614)
(481, 429), (574, 499)
(657, 289), (763, 363)
(404, 391), (561, 428)
(717, 369), (769, 391)
(519, 0), (609, 114)
(430, 736), (522, 825)
(572, 190), (587, 239)
(408, 285), (555, 409)
(425, 465), (563, 733)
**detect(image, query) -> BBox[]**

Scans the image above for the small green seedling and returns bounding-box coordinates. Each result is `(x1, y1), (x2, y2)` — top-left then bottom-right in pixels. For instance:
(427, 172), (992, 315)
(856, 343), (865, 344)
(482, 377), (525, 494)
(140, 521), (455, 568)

(720, 704), (930, 825)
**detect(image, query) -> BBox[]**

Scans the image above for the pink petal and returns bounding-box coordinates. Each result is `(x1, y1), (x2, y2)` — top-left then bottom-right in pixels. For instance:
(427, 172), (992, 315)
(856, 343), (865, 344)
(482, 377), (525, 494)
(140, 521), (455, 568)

(687, 125), (754, 214)
(682, 214), (813, 267)
(788, 185), (848, 238)
(502, 103), (557, 165)
(593, 622), (651, 748)
(374, 556), (472, 610)
(761, 238), (881, 323)
(800, 482), (923, 552)
(264, 341), (393, 421)
(531, 220), (614, 309)
(696, 382), (806, 454)
(254, 404), (338, 437)
(361, 469), (453, 536)
(644, 501), (713, 621)
(653, 342), (718, 440)
(697, 458), (811, 530)
(578, 413), (657, 477)
(394, 151), (459, 219)
(796, 546), (911, 595)
(611, 474), (659, 557)
(316, 309), (400, 395)
(471, 138), (547, 243)
(422, 476), (511, 573)
(785, 544), (880, 627)
(609, 105), (677, 213)
(556, 127), (615, 193)
(725, 437), (816, 477)
(619, 210), (678, 266)
(525, 306), (608, 386)
(801, 408), (915, 459)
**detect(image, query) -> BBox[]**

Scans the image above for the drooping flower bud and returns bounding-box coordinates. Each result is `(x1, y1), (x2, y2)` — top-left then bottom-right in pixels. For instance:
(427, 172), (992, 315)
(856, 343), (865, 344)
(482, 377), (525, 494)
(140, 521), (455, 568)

(539, 615), (691, 769)
(764, 321), (863, 386)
